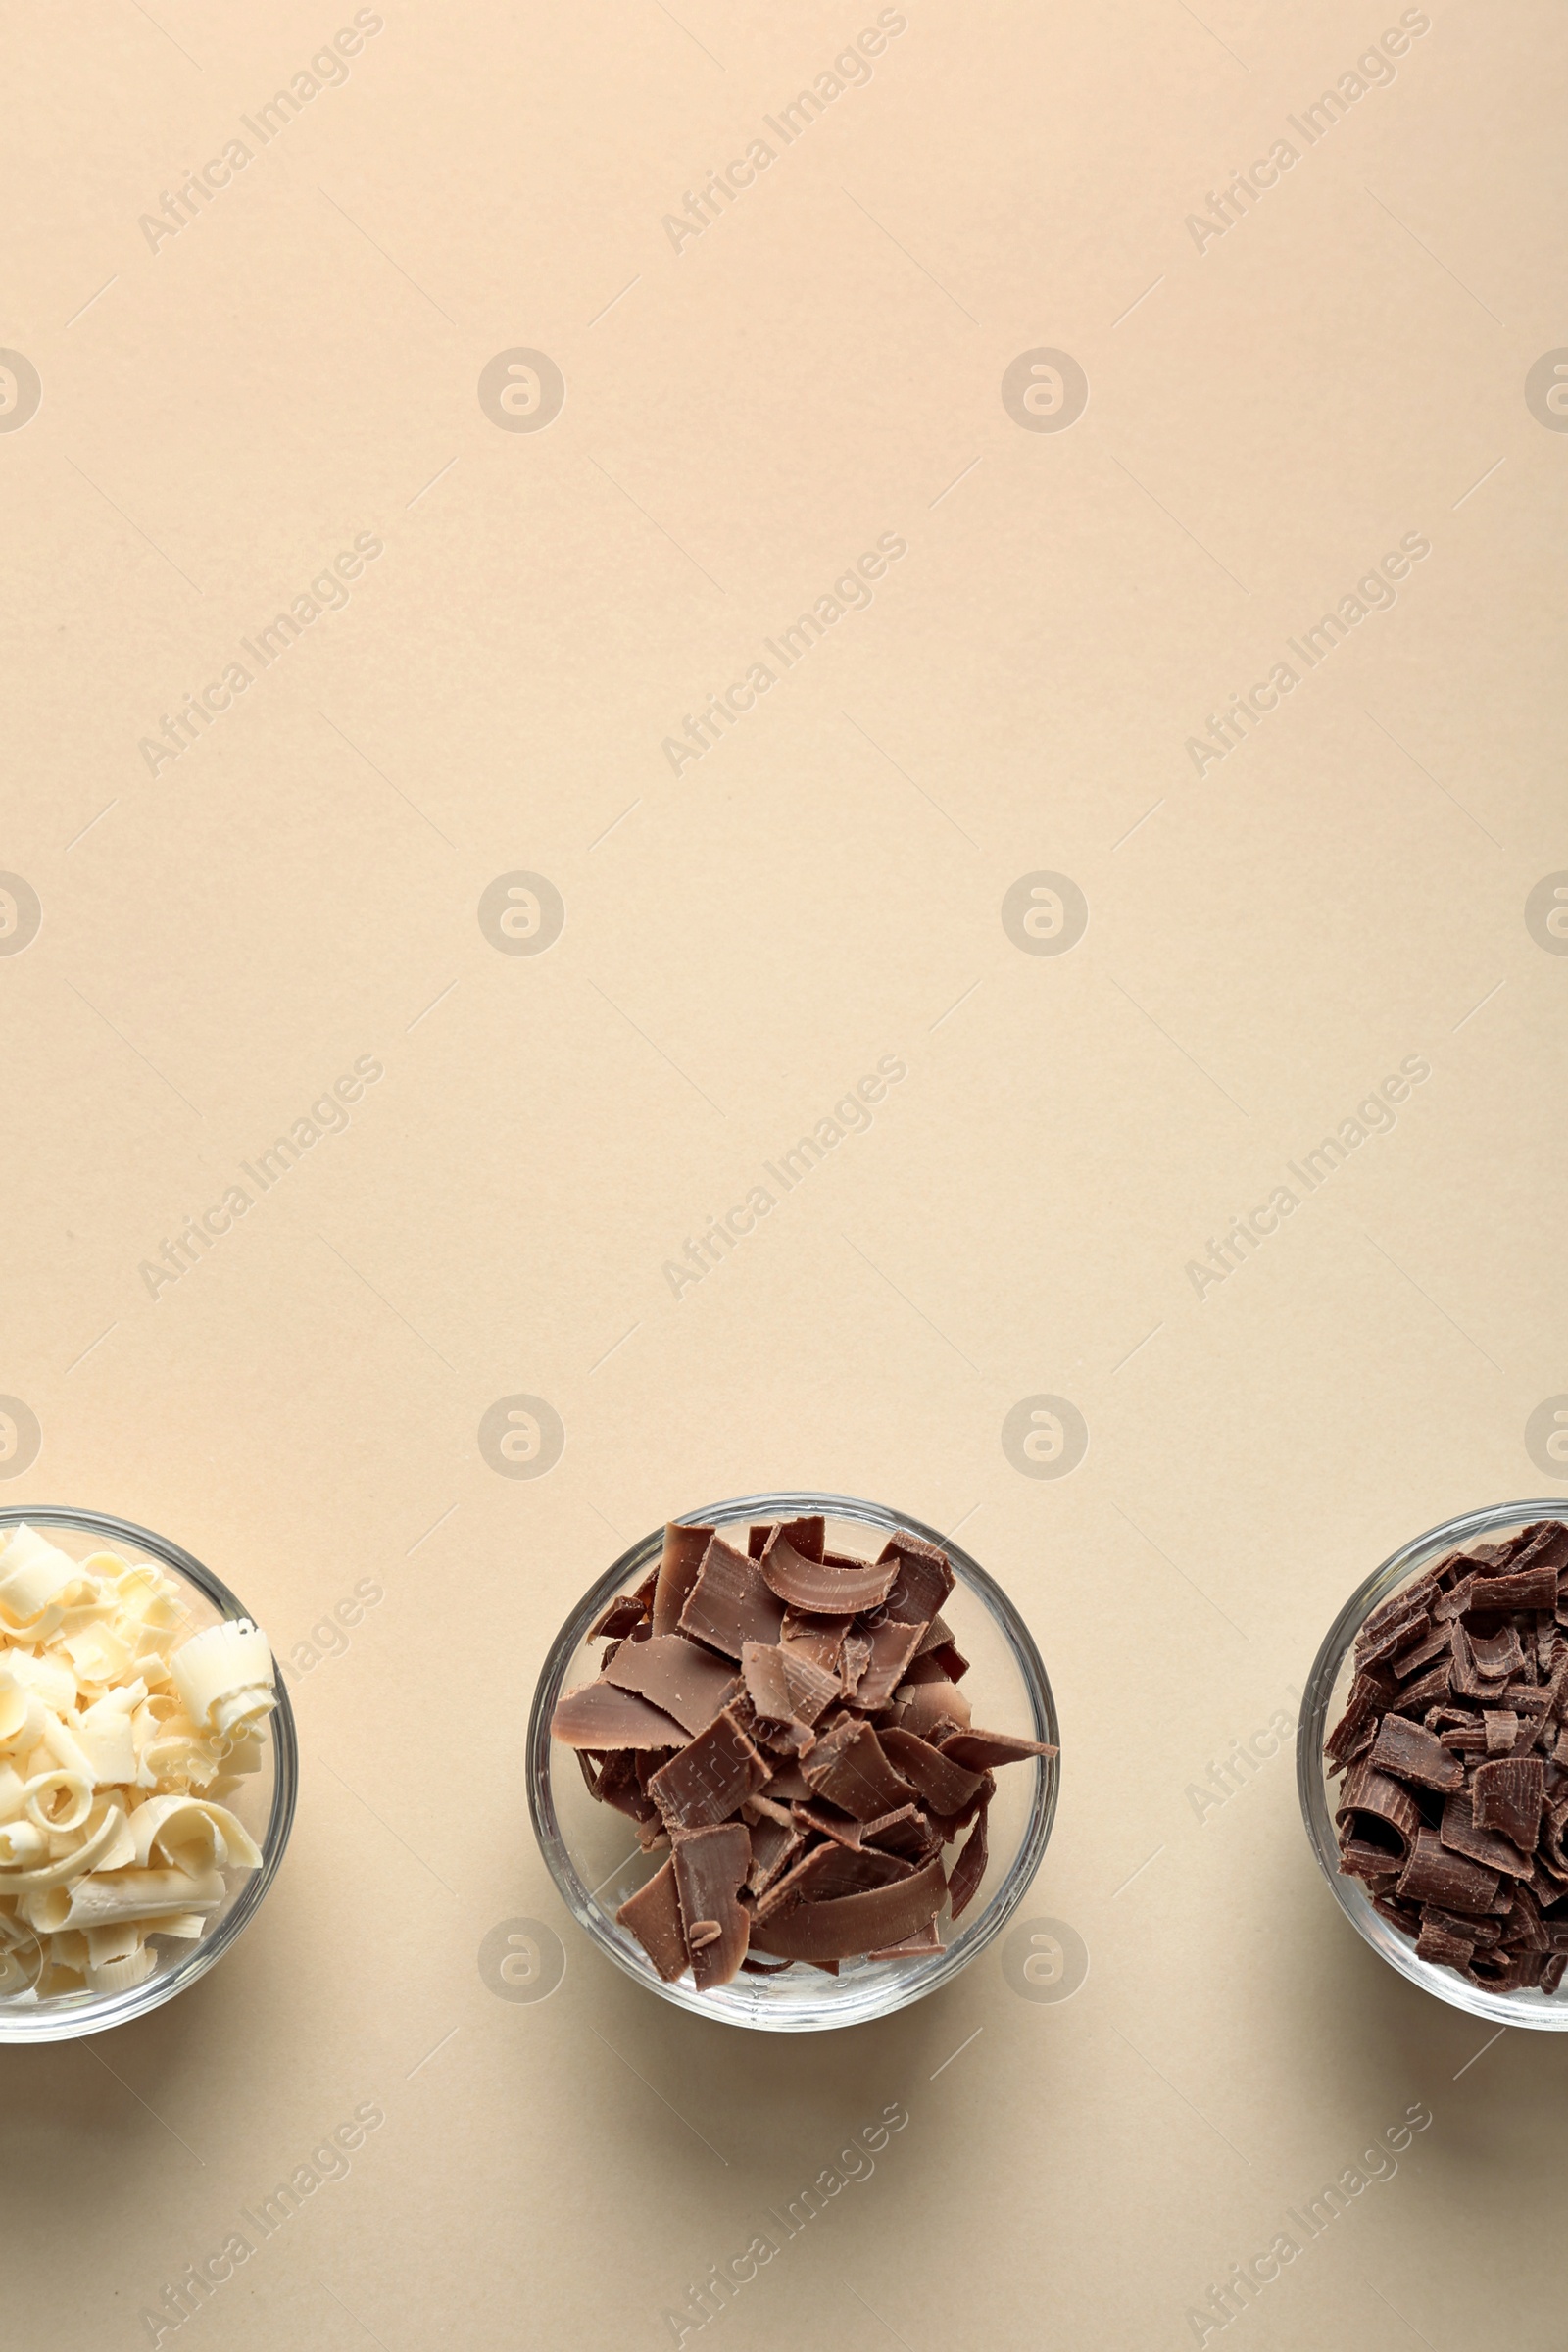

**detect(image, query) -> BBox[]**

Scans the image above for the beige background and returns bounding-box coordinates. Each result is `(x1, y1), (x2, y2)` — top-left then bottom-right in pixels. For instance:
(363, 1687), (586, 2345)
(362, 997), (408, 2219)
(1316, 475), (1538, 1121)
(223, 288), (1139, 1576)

(3, 0), (1566, 2344)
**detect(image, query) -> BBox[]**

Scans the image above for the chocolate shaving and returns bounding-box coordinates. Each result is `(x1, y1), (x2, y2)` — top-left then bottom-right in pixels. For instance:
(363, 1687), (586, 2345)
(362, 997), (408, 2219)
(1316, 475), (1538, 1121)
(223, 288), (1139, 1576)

(603, 1635), (740, 1736)
(745, 1814), (803, 1895)
(1367, 1714), (1463, 1791)
(1506, 1522), (1568, 1577)
(758, 1529), (898, 1615)
(877, 1726), (986, 1816)
(677, 1536), (787, 1658)
(755, 1641), (839, 1728)
(1396, 1829), (1500, 1916)
(1392, 1624), (1449, 1680)
(1335, 1764), (1422, 1863)
(876, 1533), (956, 1626)
(653, 1523), (712, 1637)
(647, 1706), (770, 1829)
(861, 1803), (936, 1860)
(790, 1800), (861, 1849)
(1471, 1755), (1544, 1851)
(853, 1618), (928, 1710)
(947, 1800), (989, 1920)
(750, 1856), (948, 1962)
(551, 1681), (688, 1750)
(752, 1838), (910, 1923)
(939, 1728), (1058, 1773)
(1473, 1564), (1560, 1613)
(616, 1856), (689, 1981)
(591, 1590), (651, 1642)
(779, 1610), (850, 1675)
(1468, 1624), (1527, 1681)
(1392, 1659), (1452, 1714)
(802, 1719), (916, 1821)
(671, 1823), (751, 1988)
(1440, 1790), (1532, 1878)
(866, 1924), (945, 1960)
(838, 1633), (873, 1696)
(894, 1679), (971, 1737)
(1415, 1918), (1475, 1970)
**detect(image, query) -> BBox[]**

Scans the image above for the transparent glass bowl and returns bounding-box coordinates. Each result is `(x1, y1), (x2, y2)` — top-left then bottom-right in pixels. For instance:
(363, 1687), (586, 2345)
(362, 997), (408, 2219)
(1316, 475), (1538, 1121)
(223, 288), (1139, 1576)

(528, 1491), (1060, 2032)
(1298, 1497), (1568, 2029)
(0, 1506), (296, 2041)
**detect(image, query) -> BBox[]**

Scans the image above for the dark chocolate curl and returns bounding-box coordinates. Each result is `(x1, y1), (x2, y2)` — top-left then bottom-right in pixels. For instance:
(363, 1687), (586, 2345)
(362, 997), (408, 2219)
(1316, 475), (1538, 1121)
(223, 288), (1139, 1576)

(1396, 1828), (1500, 1916)
(1366, 1714), (1463, 1791)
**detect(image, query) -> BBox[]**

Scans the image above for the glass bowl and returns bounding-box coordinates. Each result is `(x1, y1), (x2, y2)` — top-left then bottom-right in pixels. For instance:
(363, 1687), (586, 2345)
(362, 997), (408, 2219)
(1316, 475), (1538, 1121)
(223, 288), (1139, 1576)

(0, 1505), (296, 2041)
(1298, 1497), (1568, 2029)
(527, 1491), (1060, 2032)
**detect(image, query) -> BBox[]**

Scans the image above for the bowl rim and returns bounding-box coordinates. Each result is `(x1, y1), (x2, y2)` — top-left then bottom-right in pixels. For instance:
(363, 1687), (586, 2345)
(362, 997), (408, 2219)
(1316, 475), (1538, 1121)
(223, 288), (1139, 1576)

(1297, 1494), (1568, 2031)
(0, 1503), (298, 2042)
(527, 1489), (1060, 2032)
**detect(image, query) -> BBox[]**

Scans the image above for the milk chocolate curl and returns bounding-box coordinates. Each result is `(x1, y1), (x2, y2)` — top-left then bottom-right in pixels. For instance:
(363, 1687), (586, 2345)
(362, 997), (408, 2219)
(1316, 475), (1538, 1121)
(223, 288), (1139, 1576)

(877, 1533), (956, 1626)
(853, 1619), (928, 1710)
(861, 1804), (937, 1861)
(759, 1530), (898, 1615)
(647, 1706), (770, 1829)
(616, 1856), (688, 1981)
(603, 1634), (739, 1736)
(895, 1680), (971, 1737)
(744, 1813), (803, 1895)
(750, 1856), (948, 1962)
(671, 1823), (751, 1988)
(948, 1799), (989, 1920)
(752, 1838), (910, 1924)
(877, 1726), (986, 1816)
(802, 1719), (916, 1821)
(740, 1640), (837, 1730)
(551, 1681), (687, 1749)
(939, 1728), (1056, 1772)
(866, 1924), (945, 1960)
(791, 1801), (862, 1849)
(780, 1610), (850, 1674)
(677, 1536), (787, 1658)
(591, 1588), (652, 1642)
(653, 1523), (713, 1637)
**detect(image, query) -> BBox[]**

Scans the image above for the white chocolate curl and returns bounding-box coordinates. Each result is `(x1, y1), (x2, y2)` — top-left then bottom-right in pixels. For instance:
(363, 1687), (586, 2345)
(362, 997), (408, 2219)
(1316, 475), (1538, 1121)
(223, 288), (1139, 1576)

(171, 1618), (275, 1736)
(0, 1526), (83, 1622)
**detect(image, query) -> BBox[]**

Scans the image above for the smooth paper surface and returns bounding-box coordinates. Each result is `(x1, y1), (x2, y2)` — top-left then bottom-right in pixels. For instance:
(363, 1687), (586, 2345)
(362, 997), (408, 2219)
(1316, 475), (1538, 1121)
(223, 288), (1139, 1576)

(1, 2), (1564, 2345)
